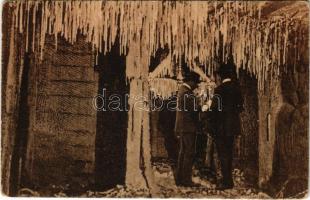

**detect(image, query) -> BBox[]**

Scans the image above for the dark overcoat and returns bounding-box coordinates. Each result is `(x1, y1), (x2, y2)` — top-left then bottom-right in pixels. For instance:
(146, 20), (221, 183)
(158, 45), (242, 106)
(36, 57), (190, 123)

(208, 81), (243, 136)
(174, 84), (199, 134)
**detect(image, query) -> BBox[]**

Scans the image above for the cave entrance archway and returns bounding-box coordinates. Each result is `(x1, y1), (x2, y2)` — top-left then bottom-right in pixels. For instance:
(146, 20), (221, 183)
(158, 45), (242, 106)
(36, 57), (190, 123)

(95, 44), (128, 190)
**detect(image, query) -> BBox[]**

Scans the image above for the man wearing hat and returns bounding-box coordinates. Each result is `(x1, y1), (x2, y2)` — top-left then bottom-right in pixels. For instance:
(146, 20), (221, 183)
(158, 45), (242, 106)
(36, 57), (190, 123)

(207, 62), (243, 189)
(174, 67), (201, 187)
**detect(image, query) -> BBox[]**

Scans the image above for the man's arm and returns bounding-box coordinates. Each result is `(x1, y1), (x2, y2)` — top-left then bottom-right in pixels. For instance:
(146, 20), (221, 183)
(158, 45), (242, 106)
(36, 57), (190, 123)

(202, 87), (222, 136)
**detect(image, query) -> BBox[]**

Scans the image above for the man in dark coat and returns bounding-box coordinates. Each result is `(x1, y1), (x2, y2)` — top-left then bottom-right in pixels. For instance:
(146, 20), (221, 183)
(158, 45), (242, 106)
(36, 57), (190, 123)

(208, 63), (243, 190)
(174, 70), (200, 186)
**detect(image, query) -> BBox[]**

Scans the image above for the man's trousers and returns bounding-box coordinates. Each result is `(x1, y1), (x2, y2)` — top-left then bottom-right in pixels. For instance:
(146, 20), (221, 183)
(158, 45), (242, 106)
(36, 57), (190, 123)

(176, 132), (196, 185)
(214, 135), (234, 185)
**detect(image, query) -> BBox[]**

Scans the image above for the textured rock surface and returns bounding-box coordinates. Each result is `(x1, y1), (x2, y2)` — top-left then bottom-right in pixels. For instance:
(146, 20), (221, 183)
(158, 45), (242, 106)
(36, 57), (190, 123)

(272, 64), (309, 197)
(25, 35), (98, 187)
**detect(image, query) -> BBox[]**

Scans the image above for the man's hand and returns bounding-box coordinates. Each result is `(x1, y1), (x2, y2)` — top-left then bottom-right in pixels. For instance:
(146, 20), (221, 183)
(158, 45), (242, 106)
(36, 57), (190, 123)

(202, 105), (209, 112)
(201, 100), (212, 112)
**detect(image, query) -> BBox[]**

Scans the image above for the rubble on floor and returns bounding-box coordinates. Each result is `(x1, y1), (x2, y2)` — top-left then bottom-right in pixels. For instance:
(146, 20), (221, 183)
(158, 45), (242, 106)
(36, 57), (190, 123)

(82, 186), (150, 198)
(18, 185), (150, 198)
(18, 161), (273, 198)
(152, 161), (271, 198)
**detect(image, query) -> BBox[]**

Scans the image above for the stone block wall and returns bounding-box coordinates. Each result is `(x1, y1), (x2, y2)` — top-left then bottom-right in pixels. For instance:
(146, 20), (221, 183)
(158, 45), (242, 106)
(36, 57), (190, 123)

(25, 35), (98, 188)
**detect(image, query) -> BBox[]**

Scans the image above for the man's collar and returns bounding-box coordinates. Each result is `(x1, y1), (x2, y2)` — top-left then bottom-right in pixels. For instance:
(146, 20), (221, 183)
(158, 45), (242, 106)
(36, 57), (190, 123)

(222, 78), (231, 83)
(182, 82), (192, 90)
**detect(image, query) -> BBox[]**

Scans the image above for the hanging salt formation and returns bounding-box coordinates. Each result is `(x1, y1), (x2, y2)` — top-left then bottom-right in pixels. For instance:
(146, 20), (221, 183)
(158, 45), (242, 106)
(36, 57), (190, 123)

(12, 1), (306, 90)
(149, 78), (178, 99)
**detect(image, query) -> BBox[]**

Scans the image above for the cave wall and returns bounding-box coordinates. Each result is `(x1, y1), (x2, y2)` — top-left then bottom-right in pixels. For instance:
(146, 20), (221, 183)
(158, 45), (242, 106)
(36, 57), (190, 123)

(24, 35), (98, 188)
(272, 64), (309, 196)
(237, 70), (259, 183)
(258, 49), (309, 197)
(258, 74), (282, 187)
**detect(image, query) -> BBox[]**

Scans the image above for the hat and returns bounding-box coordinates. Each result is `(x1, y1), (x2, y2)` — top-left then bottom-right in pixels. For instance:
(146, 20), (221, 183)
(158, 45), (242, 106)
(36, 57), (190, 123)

(215, 63), (235, 78)
(183, 68), (200, 82)
(185, 71), (200, 83)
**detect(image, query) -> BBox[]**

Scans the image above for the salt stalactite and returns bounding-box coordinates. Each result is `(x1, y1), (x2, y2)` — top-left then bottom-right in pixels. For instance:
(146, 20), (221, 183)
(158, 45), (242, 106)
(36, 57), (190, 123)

(149, 78), (178, 99)
(13, 1), (306, 90)
(6, 8), (17, 113)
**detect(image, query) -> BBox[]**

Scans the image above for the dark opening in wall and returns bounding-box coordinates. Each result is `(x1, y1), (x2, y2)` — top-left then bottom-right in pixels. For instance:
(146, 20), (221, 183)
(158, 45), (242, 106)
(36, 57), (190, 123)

(94, 44), (128, 190)
(149, 46), (177, 162)
(150, 99), (178, 162)
(9, 53), (31, 196)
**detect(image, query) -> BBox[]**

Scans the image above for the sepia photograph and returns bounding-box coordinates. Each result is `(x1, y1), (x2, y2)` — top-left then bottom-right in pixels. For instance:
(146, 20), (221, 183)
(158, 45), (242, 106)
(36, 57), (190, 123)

(1, 0), (309, 198)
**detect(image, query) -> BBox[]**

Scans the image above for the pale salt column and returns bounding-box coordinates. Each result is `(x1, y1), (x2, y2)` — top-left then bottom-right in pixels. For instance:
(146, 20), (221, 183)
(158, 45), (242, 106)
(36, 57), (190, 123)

(125, 40), (146, 189)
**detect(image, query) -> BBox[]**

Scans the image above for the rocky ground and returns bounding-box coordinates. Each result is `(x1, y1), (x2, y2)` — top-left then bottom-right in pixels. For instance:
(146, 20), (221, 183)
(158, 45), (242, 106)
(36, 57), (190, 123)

(151, 161), (271, 198)
(18, 160), (273, 198)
